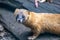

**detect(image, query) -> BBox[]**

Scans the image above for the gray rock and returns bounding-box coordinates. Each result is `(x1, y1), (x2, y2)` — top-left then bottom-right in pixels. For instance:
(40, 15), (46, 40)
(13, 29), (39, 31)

(0, 24), (4, 32)
(0, 0), (60, 40)
(0, 12), (18, 40)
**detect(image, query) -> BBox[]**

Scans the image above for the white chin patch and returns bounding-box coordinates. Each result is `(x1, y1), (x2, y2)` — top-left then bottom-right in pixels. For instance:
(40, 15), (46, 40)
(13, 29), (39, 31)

(39, 0), (46, 3)
(17, 18), (23, 23)
(20, 19), (23, 23)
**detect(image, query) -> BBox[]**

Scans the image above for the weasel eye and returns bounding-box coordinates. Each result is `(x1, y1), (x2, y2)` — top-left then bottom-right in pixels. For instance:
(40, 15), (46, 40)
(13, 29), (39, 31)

(22, 15), (25, 18)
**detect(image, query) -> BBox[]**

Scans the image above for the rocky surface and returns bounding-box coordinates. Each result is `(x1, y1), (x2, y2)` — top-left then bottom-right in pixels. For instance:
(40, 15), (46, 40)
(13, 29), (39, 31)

(0, 7), (60, 40)
(0, 0), (60, 13)
(0, 0), (60, 40)
(0, 23), (18, 40)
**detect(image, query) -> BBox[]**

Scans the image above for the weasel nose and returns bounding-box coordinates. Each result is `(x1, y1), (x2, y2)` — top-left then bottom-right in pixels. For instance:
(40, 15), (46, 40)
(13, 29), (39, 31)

(17, 18), (23, 23)
(17, 20), (20, 23)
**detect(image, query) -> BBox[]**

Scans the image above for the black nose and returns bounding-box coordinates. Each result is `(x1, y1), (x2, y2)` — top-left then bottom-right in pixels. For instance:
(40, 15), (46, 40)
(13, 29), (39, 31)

(17, 20), (20, 23)
(17, 20), (21, 23)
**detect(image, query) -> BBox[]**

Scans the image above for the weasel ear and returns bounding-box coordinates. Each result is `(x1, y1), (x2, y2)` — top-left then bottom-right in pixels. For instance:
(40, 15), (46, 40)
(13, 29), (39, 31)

(14, 8), (20, 16)
(28, 11), (30, 15)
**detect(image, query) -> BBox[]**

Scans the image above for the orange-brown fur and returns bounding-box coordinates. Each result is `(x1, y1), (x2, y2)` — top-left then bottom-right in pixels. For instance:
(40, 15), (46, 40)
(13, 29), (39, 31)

(14, 9), (60, 40)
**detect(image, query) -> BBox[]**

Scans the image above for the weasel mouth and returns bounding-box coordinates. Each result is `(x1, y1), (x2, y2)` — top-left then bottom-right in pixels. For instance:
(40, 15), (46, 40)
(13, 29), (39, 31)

(17, 18), (24, 23)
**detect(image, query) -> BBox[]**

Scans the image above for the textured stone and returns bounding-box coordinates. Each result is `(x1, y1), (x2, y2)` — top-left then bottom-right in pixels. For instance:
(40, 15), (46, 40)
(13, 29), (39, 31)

(0, 0), (60, 40)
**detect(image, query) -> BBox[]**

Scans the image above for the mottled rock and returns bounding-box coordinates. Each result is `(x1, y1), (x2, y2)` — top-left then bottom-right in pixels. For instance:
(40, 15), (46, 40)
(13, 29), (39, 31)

(0, 0), (60, 40)
(0, 14), (18, 40)
(0, 24), (4, 32)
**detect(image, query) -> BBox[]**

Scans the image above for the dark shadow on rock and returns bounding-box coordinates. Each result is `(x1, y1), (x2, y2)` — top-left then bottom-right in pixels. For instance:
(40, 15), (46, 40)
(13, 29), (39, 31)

(38, 32), (60, 38)
(20, 31), (60, 40)
(20, 31), (33, 40)
(0, 0), (28, 12)
(36, 33), (60, 40)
